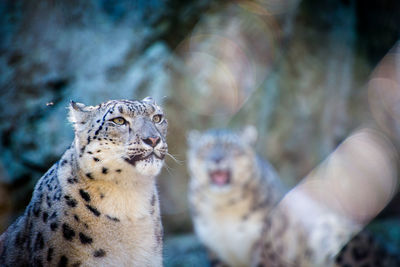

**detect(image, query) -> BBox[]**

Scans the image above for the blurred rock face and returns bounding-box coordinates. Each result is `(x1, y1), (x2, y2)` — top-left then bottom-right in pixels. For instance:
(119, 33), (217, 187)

(0, 0), (399, 234)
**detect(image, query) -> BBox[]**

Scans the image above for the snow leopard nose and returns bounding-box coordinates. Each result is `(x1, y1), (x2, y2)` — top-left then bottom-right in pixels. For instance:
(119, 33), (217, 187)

(210, 154), (224, 164)
(142, 136), (160, 147)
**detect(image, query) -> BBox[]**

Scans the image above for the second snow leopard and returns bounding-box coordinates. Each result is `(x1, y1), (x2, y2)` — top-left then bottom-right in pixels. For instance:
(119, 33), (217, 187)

(187, 126), (284, 267)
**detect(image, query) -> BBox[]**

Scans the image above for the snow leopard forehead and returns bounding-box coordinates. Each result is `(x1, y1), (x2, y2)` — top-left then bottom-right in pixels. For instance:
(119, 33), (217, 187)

(197, 130), (241, 149)
(98, 98), (163, 117)
(187, 126), (257, 152)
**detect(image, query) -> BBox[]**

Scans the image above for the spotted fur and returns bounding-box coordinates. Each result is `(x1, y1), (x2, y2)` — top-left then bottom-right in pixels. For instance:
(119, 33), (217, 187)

(0, 98), (167, 266)
(187, 126), (285, 267)
(252, 195), (359, 267)
(335, 231), (400, 266)
(253, 204), (400, 267)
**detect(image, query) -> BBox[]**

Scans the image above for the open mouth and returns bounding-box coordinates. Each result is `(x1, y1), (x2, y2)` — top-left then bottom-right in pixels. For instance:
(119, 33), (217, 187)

(125, 152), (165, 166)
(209, 170), (231, 186)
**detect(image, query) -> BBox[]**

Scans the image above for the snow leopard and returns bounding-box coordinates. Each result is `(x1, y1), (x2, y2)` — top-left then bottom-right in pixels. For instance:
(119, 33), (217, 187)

(187, 126), (284, 267)
(0, 97), (167, 266)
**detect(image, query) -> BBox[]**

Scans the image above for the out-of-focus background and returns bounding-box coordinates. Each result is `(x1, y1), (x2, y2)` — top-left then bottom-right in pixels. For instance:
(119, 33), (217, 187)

(1, 0), (400, 265)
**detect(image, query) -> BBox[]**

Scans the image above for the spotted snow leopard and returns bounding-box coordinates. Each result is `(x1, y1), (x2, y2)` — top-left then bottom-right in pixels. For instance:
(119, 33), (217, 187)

(187, 126), (285, 267)
(0, 97), (167, 267)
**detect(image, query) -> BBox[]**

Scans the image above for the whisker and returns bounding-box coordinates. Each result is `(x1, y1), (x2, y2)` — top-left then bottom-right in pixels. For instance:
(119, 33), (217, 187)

(166, 152), (184, 165)
(163, 162), (174, 176)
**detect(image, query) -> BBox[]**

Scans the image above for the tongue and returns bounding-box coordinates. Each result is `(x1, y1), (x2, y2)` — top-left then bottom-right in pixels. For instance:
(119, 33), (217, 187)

(210, 170), (230, 186)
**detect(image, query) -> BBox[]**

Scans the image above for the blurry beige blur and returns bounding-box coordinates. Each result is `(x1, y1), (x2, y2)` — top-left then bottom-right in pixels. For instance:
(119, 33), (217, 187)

(297, 128), (398, 224)
(369, 44), (400, 146)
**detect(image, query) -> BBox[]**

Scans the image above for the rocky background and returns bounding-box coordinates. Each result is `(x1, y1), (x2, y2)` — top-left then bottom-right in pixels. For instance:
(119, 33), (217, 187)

(1, 0), (400, 264)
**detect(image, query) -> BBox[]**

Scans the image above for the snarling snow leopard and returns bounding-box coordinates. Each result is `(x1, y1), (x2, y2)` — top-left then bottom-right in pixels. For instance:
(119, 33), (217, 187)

(0, 98), (167, 266)
(187, 126), (285, 267)
(187, 127), (400, 267)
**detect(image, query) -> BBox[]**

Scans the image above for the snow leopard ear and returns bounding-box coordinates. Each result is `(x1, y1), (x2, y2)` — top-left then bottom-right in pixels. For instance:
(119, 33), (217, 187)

(142, 96), (156, 105)
(68, 101), (92, 130)
(187, 130), (201, 148)
(240, 125), (258, 146)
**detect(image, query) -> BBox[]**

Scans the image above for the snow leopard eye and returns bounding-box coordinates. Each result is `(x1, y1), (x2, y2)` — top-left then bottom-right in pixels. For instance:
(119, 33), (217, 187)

(111, 117), (126, 125)
(152, 114), (163, 123)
